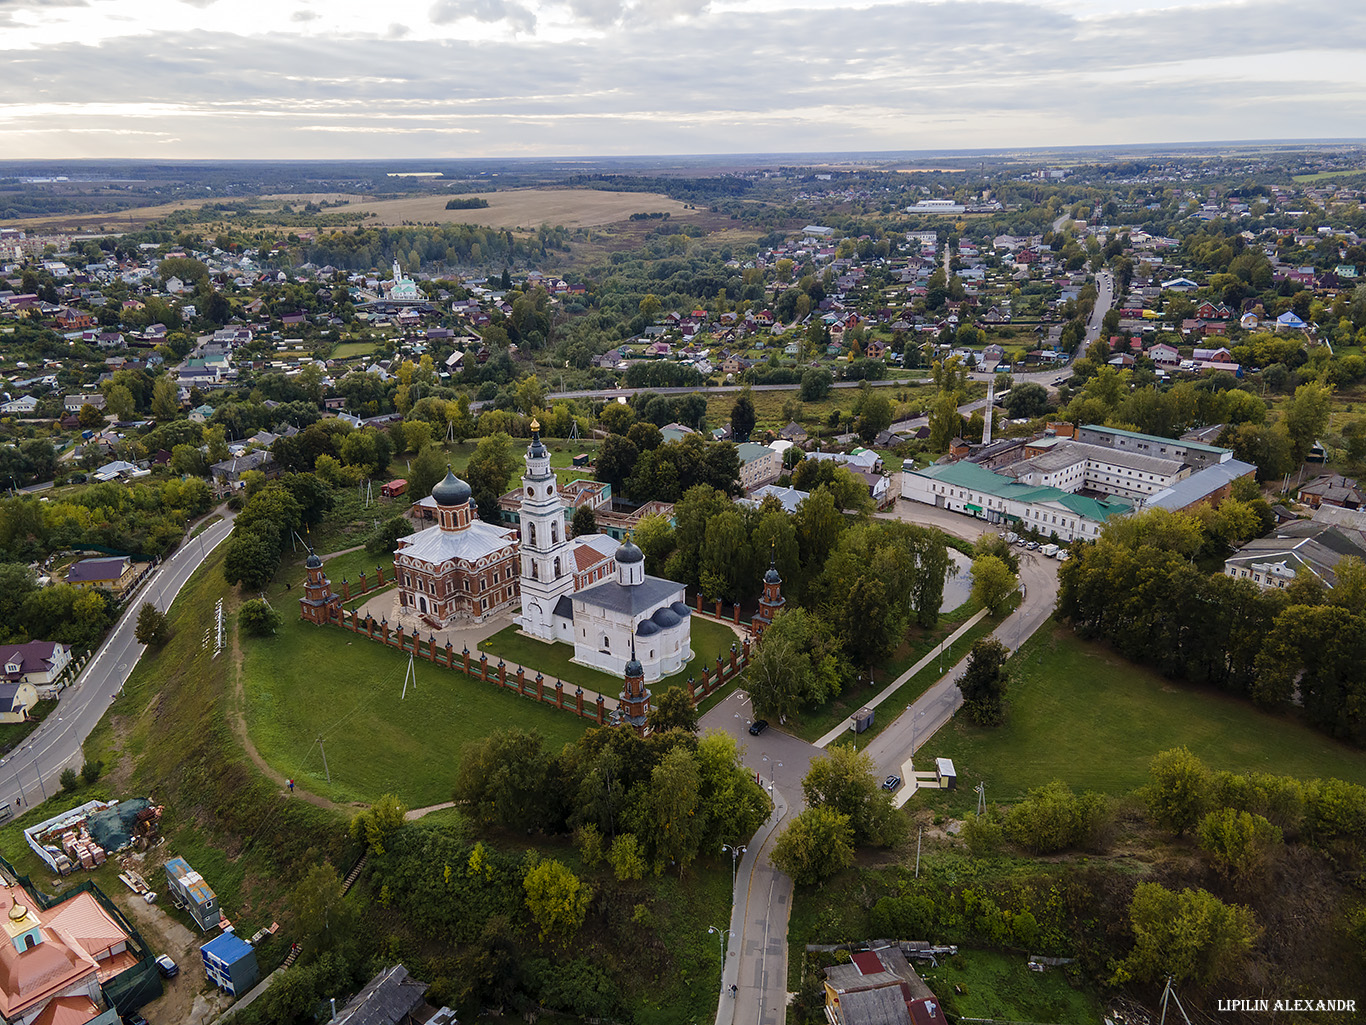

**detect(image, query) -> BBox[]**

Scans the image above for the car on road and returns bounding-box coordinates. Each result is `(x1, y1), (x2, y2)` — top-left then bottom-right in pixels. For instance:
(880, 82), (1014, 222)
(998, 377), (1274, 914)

(748, 719), (768, 736)
(124, 1015), (149, 1025)
(882, 775), (902, 791)
(156, 954), (179, 978)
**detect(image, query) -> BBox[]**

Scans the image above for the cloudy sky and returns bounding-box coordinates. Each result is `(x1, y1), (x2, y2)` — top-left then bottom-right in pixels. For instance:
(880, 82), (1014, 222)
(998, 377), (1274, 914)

(2, 0), (1364, 159)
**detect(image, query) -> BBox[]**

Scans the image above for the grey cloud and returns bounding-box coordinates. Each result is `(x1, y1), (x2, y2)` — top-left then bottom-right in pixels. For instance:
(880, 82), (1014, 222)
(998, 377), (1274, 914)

(429, 0), (536, 32)
(387, 22), (410, 37)
(565, 0), (624, 27)
(3, 0), (1364, 158)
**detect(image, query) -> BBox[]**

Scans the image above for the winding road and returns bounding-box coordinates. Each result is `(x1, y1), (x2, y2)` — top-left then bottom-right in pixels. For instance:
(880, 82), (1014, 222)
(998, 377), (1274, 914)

(0, 511), (236, 814)
(704, 495), (1061, 1025)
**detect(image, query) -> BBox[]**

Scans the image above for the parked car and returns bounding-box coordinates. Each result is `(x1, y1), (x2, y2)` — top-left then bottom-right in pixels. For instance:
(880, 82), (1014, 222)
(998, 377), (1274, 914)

(1027, 541), (1040, 550)
(124, 1015), (149, 1025)
(748, 719), (768, 736)
(882, 775), (902, 791)
(156, 954), (179, 978)
(1056, 550), (1071, 561)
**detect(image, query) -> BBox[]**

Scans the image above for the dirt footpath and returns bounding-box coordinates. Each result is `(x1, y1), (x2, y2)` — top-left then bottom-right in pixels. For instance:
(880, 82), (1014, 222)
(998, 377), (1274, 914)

(111, 878), (233, 1025)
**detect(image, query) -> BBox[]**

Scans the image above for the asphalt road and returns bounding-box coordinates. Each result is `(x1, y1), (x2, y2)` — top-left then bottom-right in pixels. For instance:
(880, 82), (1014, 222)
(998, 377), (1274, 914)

(866, 499), (1060, 783)
(1087, 269), (1115, 344)
(0, 511), (236, 814)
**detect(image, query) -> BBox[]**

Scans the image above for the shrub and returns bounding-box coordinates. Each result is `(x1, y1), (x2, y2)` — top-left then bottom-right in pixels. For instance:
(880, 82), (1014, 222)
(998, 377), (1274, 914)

(81, 760), (102, 785)
(59, 768), (79, 793)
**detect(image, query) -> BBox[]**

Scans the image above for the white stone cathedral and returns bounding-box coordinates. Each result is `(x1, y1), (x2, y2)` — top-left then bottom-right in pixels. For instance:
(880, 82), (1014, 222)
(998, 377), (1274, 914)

(516, 421), (692, 682)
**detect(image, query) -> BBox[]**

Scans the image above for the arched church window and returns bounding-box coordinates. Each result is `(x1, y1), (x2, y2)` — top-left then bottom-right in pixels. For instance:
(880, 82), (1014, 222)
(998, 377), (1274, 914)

(603, 635), (610, 649)
(530, 561), (538, 579)
(529, 523), (537, 546)
(552, 522), (559, 544)
(554, 557), (562, 578)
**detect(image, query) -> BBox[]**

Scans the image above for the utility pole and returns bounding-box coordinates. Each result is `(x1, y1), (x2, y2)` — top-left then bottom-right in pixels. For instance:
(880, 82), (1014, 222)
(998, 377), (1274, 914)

(317, 736), (330, 784)
(33, 759), (46, 800)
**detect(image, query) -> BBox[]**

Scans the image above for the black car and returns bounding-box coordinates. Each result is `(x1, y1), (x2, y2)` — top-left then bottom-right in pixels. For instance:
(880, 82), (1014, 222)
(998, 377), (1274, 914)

(748, 719), (768, 736)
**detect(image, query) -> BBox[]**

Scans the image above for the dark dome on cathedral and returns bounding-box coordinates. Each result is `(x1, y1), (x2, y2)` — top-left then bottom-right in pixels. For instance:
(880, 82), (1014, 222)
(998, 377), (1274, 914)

(616, 540), (644, 565)
(764, 565), (782, 584)
(670, 601), (691, 618)
(636, 619), (660, 637)
(625, 653), (643, 678)
(431, 469), (472, 506)
(651, 606), (680, 629)
(305, 551), (323, 570)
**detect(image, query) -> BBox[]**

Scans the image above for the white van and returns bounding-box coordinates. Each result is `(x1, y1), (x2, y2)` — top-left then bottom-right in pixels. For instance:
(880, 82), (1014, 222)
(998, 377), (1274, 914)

(1040, 544), (1060, 557)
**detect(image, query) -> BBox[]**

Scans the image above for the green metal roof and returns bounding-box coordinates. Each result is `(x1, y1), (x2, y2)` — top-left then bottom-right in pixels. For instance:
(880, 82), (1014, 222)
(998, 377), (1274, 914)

(910, 461), (1132, 522)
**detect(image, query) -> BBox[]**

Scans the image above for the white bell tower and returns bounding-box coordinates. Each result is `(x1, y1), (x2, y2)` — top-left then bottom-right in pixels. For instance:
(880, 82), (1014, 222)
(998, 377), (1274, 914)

(517, 418), (575, 640)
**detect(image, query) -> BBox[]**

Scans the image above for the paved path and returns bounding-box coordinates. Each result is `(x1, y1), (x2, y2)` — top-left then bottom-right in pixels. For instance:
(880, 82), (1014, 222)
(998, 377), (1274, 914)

(869, 499), (1060, 800)
(0, 509), (237, 813)
(812, 606), (990, 748)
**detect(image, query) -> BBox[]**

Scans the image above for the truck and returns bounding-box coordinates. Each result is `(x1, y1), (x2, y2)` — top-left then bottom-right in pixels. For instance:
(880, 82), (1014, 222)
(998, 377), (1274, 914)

(1040, 543), (1060, 558)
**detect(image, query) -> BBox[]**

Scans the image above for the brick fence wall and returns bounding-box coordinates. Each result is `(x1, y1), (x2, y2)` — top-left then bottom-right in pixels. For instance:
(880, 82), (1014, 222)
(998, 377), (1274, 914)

(314, 603), (750, 725)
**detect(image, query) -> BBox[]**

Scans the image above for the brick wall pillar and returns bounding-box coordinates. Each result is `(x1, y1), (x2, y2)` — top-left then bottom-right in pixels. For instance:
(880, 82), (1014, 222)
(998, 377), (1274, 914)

(695, 594), (703, 612)
(714, 599), (722, 617)
(463, 647), (471, 674)
(743, 637), (751, 660)
(687, 676), (696, 701)
(575, 687), (584, 716)
(596, 694), (606, 724)
(479, 652), (488, 680)
(516, 665), (525, 692)
(701, 666), (711, 691)
(556, 681), (565, 709)
(341, 579), (350, 601)
(381, 619), (390, 644)
(729, 645), (737, 671)
(536, 673), (545, 702)
(445, 640), (454, 668)
(733, 606), (740, 624)
(498, 660), (507, 687)
(394, 624), (405, 650)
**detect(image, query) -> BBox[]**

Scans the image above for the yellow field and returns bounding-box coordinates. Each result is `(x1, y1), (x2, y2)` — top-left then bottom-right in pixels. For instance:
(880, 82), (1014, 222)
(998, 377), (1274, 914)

(14, 187), (698, 235)
(332, 188), (697, 229)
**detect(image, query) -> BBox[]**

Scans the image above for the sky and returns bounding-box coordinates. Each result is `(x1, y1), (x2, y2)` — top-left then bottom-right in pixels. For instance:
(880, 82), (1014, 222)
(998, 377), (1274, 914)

(2, 0), (1364, 159)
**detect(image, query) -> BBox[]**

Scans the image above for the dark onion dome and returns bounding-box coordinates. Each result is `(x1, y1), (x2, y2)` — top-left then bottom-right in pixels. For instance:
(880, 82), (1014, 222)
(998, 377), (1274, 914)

(635, 619), (661, 637)
(764, 565), (782, 584)
(670, 601), (691, 618)
(625, 653), (643, 678)
(651, 606), (680, 629)
(616, 539), (644, 564)
(305, 550), (323, 570)
(431, 469), (472, 506)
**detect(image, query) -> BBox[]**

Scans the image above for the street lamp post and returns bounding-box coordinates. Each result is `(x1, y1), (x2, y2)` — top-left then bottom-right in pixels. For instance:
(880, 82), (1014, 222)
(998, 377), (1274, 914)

(722, 843), (746, 895)
(707, 925), (734, 992)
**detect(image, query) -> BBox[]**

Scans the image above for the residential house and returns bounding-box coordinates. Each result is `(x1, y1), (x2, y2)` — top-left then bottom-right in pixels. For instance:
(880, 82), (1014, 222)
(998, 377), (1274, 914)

(66, 557), (140, 596)
(210, 450), (277, 485)
(1276, 311), (1308, 332)
(201, 933), (259, 998)
(0, 640), (73, 697)
(1224, 520), (1366, 590)
(778, 421), (808, 443)
(737, 484), (810, 514)
(64, 394), (106, 414)
(1148, 343), (1181, 369)
(823, 944), (942, 1025)
(1298, 473), (1366, 510)
(0, 396), (39, 415)
(0, 682), (39, 723)
(330, 964), (449, 1025)
(736, 443), (782, 494)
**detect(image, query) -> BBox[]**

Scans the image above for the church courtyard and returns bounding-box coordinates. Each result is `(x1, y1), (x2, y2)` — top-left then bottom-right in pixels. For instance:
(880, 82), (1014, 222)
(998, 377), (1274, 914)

(476, 614), (743, 702)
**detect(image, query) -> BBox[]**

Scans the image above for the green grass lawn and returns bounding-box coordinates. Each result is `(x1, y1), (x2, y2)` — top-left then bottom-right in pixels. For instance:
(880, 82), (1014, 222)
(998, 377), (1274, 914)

(921, 949), (1101, 1024)
(918, 628), (1366, 814)
(241, 609), (591, 809)
(331, 341), (379, 358)
(477, 615), (741, 700)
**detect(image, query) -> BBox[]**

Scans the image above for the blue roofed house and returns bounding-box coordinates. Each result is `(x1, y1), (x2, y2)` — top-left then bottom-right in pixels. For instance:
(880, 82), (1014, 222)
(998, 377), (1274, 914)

(164, 857), (220, 931)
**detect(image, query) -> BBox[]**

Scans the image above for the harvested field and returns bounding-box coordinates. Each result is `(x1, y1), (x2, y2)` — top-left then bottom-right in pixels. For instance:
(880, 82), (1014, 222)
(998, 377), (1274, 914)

(343, 188), (697, 228)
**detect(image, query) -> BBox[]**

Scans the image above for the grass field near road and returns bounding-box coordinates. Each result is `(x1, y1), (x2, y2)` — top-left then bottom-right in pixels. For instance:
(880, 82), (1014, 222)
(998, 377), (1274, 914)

(918, 629), (1366, 814)
(242, 609), (589, 808)
(330, 341), (379, 359)
(477, 614), (741, 701)
(921, 949), (1101, 1024)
